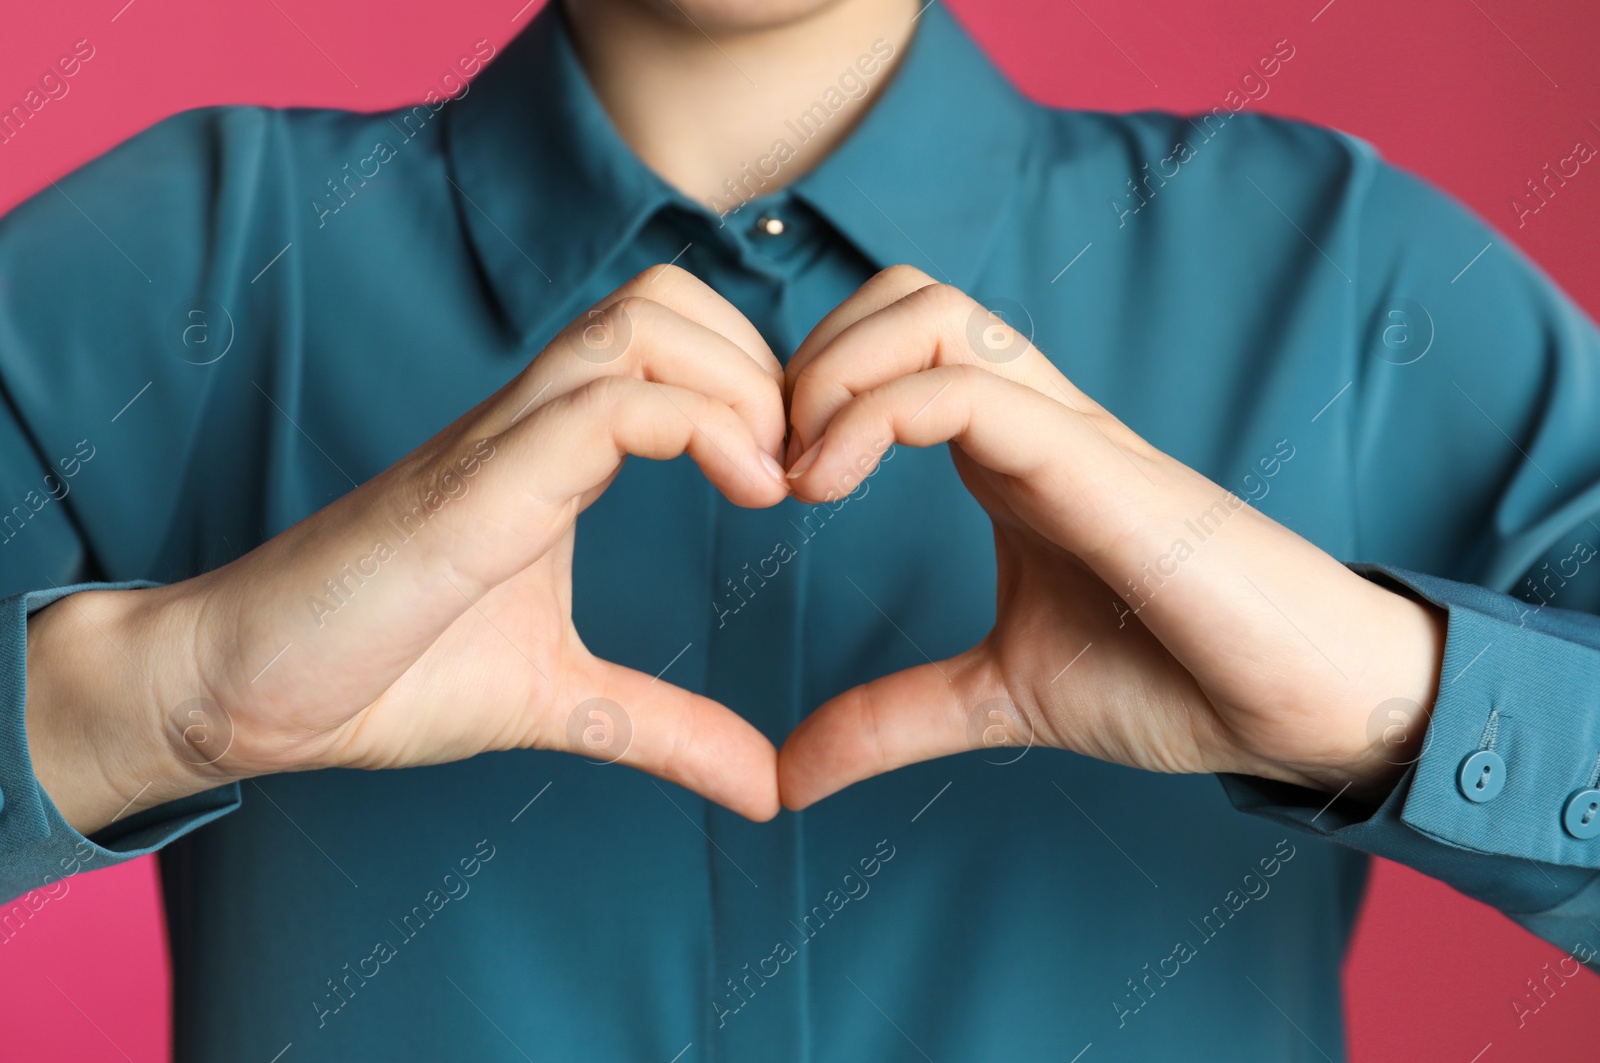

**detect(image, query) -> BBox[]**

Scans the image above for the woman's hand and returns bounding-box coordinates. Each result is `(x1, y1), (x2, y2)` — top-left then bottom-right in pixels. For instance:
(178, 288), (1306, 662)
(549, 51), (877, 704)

(27, 265), (792, 832)
(777, 265), (1446, 810)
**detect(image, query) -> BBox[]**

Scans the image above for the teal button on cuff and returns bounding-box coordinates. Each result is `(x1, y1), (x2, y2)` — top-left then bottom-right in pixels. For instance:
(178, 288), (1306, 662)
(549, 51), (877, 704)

(1458, 750), (1507, 803)
(1564, 790), (1600, 840)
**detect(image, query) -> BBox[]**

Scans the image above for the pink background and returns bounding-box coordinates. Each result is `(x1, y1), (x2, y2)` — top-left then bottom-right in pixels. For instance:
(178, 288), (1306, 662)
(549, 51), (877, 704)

(3, 0), (1600, 1058)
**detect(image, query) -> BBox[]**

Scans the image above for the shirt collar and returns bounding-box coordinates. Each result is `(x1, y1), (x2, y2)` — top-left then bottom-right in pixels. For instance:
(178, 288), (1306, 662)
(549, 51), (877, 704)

(787, 5), (1036, 291)
(443, 1), (1036, 349)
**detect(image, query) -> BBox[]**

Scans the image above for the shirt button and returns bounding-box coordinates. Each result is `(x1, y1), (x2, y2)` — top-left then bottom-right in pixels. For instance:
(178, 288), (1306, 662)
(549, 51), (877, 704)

(1563, 789), (1600, 839)
(1458, 750), (1507, 802)
(754, 214), (786, 236)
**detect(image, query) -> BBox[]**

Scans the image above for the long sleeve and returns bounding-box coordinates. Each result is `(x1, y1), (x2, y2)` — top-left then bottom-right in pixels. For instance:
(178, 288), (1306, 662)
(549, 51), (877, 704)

(0, 106), (277, 903)
(0, 584), (241, 902)
(1220, 138), (1600, 965)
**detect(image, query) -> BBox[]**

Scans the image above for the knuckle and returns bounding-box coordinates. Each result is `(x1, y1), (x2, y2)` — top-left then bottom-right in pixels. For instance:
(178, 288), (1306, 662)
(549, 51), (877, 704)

(567, 298), (646, 365)
(876, 263), (938, 290)
(854, 684), (894, 773)
(754, 370), (785, 404)
(949, 362), (988, 389)
(857, 385), (898, 429)
(573, 373), (633, 417)
(659, 704), (696, 782)
(912, 285), (982, 352)
(608, 293), (652, 320)
(630, 262), (694, 293)
(602, 296), (645, 339)
(913, 281), (970, 315)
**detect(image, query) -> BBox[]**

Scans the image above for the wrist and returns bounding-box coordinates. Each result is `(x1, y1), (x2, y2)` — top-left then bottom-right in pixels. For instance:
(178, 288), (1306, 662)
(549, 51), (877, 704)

(1287, 584), (1447, 804)
(24, 586), (226, 836)
(1223, 580), (1446, 806)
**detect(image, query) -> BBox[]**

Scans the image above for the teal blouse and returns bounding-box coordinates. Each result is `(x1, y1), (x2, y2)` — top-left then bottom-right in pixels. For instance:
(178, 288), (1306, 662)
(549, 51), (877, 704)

(4, 4), (1600, 1060)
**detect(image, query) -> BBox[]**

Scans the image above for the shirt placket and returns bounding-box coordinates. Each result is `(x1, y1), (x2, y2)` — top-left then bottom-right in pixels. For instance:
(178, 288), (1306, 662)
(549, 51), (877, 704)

(693, 207), (817, 1063)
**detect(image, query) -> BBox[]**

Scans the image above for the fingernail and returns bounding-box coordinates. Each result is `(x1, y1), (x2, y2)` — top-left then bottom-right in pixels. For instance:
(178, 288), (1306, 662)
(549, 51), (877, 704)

(786, 439), (823, 479)
(784, 430), (800, 468)
(760, 450), (788, 485)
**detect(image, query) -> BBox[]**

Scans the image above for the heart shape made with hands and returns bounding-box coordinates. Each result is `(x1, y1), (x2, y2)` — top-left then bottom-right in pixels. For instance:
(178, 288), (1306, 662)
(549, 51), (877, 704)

(219, 259), (1433, 838)
(762, 264), (1443, 815)
(34, 239), (1448, 854)
(59, 259), (1431, 846)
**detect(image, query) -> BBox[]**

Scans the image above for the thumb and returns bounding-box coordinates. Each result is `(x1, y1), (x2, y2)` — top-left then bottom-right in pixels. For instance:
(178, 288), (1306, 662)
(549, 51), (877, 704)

(573, 657), (780, 822)
(777, 654), (1010, 810)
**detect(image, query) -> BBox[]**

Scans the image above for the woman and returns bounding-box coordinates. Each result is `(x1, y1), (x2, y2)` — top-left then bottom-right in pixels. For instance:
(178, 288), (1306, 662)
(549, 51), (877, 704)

(3, 0), (1597, 1058)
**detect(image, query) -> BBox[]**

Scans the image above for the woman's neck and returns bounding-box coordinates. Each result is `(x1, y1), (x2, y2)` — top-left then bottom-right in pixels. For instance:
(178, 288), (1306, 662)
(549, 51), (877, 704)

(561, 0), (918, 212)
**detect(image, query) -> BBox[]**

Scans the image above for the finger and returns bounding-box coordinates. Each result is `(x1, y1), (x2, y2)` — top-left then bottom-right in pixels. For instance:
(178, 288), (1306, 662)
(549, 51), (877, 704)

(485, 294), (786, 459)
(617, 260), (780, 382)
(576, 657), (780, 822)
(776, 365), (1151, 810)
(778, 659), (985, 810)
(784, 264), (938, 464)
(254, 378), (788, 713)
(535, 375), (788, 505)
(787, 363), (1126, 499)
(567, 296), (786, 456)
(784, 364), (1160, 554)
(585, 262), (782, 382)
(436, 262), (780, 454)
(785, 263), (940, 387)
(437, 376), (790, 587)
(786, 281), (1072, 460)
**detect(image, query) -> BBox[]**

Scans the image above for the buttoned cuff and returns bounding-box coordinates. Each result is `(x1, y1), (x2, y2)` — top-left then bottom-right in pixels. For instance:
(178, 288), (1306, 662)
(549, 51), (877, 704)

(1219, 564), (1600, 922)
(0, 582), (240, 903)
